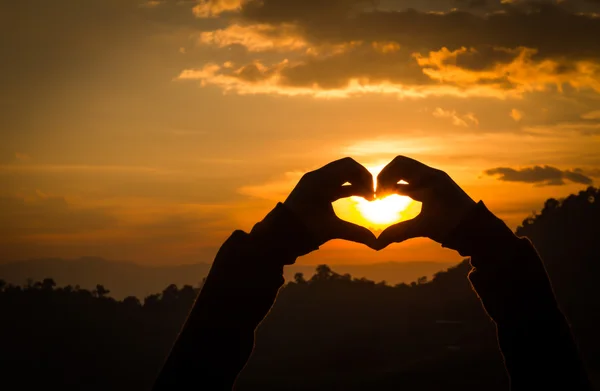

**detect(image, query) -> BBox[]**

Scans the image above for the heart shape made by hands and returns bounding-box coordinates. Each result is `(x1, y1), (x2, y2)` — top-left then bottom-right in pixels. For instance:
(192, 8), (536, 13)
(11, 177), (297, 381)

(332, 192), (422, 237)
(329, 164), (422, 237)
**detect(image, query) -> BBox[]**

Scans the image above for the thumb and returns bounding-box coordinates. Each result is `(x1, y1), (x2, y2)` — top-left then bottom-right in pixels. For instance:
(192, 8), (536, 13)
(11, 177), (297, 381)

(375, 218), (422, 250)
(331, 218), (378, 249)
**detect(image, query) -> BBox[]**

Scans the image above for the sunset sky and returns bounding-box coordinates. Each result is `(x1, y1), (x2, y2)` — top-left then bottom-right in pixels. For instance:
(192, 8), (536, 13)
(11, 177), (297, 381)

(2, 0), (600, 267)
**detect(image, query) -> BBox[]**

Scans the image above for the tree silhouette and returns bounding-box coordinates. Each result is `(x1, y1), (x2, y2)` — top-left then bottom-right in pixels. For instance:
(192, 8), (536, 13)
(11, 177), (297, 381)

(41, 278), (56, 291)
(313, 264), (333, 281)
(93, 284), (110, 298)
(292, 272), (305, 284)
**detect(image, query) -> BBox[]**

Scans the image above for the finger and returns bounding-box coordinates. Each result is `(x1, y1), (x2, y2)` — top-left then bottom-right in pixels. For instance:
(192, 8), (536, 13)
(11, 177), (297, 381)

(320, 157), (374, 194)
(332, 184), (373, 202)
(332, 219), (378, 249)
(380, 183), (430, 202)
(377, 156), (438, 194)
(375, 218), (422, 250)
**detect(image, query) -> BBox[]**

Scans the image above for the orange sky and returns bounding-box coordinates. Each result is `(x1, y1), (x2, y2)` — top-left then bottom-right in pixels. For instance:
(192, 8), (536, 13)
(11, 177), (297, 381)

(1, 0), (600, 266)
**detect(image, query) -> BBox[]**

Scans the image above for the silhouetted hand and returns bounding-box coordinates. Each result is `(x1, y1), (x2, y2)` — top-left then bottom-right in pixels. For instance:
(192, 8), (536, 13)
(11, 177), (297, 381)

(375, 156), (477, 250)
(284, 157), (378, 249)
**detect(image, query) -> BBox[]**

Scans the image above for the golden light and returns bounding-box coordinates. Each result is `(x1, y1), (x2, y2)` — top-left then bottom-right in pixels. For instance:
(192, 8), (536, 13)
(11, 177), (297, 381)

(332, 164), (422, 232)
(353, 195), (413, 225)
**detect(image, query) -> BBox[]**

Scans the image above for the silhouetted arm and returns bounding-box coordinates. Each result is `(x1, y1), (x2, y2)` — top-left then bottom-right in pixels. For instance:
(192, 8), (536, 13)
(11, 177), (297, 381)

(374, 155), (591, 389)
(152, 157), (378, 390)
(152, 203), (319, 390)
(442, 201), (591, 391)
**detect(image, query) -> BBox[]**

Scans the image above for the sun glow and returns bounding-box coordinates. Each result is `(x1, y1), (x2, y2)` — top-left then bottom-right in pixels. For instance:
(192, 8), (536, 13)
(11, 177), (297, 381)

(353, 195), (414, 225)
(332, 164), (422, 232)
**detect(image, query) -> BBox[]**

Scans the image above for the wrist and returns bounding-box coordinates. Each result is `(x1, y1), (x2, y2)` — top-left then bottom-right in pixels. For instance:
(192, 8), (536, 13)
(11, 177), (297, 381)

(250, 203), (320, 263)
(439, 197), (478, 242)
(283, 198), (328, 245)
(441, 201), (518, 257)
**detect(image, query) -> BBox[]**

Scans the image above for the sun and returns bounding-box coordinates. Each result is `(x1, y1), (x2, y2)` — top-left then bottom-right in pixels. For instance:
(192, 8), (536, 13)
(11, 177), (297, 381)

(352, 195), (414, 225)
(332, 164), (421, 231)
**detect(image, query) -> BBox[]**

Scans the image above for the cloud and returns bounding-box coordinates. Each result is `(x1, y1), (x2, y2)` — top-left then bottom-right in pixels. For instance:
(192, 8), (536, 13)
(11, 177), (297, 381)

(178, 60), (445, 99)
(523, 121), (600, 136)
(193, 0), (245, 18)
(8, 0), (600, 100)
(581, 110), (600, 120)
(197, 23), (308, 52)
(432, 107), (479, 127)
(176, 0), (600, 98)
(510, 108), (524, 121)
(415, 46), (600, 95)
(234, 1), (600, 60)
(179, 45), (590, 98)
(180, 43), (600, 99)
(484, 165), (598, 186)
(179, 41), (440, 97)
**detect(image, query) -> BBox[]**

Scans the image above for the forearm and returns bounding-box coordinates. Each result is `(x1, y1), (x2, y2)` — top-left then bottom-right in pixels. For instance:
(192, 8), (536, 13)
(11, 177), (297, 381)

(442, 202), (591, 390)
(152, 233), (285, 390)
(152, 203), (319, 390)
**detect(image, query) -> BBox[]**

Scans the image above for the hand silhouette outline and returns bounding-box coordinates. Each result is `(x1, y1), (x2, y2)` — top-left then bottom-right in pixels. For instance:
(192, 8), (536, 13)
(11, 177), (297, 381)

(374, 155), (477, 250)
(284, 157), (379, 249)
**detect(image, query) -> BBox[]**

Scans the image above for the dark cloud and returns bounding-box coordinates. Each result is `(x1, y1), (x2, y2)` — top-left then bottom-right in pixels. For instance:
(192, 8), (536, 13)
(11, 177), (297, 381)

(236, 63), (277, 82)
(279, 46), (434, 88)
(454, 0), (488, 8)
(484, 166), (597, 186)
(235, 0), (600, 60)
(452, 46), (519, 71)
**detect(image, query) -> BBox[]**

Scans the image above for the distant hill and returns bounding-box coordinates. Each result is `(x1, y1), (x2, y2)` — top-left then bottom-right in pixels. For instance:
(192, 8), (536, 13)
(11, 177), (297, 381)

(0, 257), (456, 299)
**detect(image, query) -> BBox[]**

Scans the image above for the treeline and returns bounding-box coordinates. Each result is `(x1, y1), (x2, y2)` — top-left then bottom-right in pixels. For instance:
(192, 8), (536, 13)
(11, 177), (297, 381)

(0, 187), (599, 391)
(0, 262), (501, 391)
